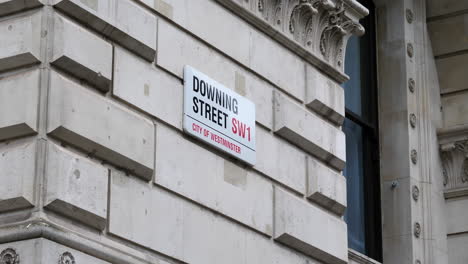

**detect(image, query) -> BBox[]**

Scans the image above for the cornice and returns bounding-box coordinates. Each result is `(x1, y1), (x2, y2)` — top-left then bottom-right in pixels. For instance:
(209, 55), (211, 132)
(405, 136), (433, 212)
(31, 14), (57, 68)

(214, 0), (369, 83)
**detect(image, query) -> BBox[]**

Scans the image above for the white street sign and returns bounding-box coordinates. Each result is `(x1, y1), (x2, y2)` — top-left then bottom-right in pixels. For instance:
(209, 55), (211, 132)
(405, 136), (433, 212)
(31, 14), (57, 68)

(183, 65), (256, 165)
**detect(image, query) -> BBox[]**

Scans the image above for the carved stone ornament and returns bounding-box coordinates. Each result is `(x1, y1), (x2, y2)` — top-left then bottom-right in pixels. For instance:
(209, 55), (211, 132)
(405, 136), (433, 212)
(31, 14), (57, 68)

(410, 113), (417, 128)
(440, 140), (468, 193)
(59, 252), (75, 264)
(407, 43), (414, 58)
(415, 260), (421, 264)
(253, 0), (367, 70)
(411, 149), (418, 164)
(408, 78), (415, 93)
(412, 185), (420, 201)
(0, 248), (19, 264)
(414, 222), (421, 238)
(406, 8), (414, 24)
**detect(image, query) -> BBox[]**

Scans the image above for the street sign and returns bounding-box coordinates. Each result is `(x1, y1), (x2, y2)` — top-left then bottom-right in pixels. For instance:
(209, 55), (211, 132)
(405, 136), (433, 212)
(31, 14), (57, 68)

(183, 65), (256, 165)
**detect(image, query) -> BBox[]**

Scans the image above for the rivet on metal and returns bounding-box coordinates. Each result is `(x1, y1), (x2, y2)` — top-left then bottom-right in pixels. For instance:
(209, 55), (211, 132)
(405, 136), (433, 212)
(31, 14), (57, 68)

(412, 185), (420, 201)
(0, 248), (19, 264)
(406, 9), (414, 23)
(407, 43), (414, 58)
(410, 113), (417, 128)
(408, 78), (415, 93)
(391, 181), (399, 189)
(411, 149), (418, 164)
(414, 222), (421, 238)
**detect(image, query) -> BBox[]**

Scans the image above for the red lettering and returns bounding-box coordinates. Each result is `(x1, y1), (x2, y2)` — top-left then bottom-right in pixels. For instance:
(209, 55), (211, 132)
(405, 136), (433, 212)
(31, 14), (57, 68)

(231, 118), (251, 142)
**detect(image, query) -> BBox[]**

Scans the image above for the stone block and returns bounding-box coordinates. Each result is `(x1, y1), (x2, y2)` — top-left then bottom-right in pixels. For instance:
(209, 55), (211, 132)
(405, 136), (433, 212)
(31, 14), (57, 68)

(307, 157), (346, 215)
(0, 238), (111, 263)
(113, 46), (183, 129)
(0, 0), (43, 17)
(255, 127), (306, 194)
(110, 171), (323, 264)
(273, 91), (346, 171)
(154, 124), (273, 235)
(436, 53), (468, 94)
(427, 0), (468, 18)
(446, 198), (468, 235)
(442, 91), (468, 128)
(448, 234), (468, 264)
(0, 138), (35, 212)
(51, 13), (112, 92)
(250, 31), (306, 102)
(53, 0), (157, 61)
(274, 187), (348, 264)
(45, 142), (108, 230)
(156, 19), (273, 129)
(306, 65), (345, 125)
(0, 69), (39, 141)
(47, 71), (155, 179)
(141, 0), (250, 66)
(428, 14), (468, 56)
(0, 11), (42, 72)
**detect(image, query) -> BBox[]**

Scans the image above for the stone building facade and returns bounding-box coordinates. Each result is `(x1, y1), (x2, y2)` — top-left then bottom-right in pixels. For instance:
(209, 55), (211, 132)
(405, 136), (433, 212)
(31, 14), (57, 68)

(0, 0), (466, 263)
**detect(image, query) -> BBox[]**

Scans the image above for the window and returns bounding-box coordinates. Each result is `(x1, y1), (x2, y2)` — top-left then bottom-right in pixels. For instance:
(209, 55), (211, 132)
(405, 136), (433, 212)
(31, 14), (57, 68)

(342, 0), (382, 261)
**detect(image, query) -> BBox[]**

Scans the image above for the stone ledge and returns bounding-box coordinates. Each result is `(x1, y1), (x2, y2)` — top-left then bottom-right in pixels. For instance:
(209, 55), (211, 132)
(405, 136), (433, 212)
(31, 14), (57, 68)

(0, 0), (43, 17)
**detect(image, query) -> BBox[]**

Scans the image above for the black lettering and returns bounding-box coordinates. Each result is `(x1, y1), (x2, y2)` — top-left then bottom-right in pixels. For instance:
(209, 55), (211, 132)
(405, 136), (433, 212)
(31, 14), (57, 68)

(222, 112), (228, 128)
(226, 95), (232, 112)
(212, 106), (218, 124)
(193, 97), (199, 113)
(200, 80), (206, 96)
(233, 98), (238, 114)
(207, 84), (215, 101)
(199, 99), (205, 116)
(193, 76), (199, 92)
(215, 89), (222, 105)
(205, 103), (211, 119)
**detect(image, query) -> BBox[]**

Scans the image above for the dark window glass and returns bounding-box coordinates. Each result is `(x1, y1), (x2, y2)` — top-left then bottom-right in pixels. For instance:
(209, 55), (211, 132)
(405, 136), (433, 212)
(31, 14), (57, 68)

(342, 0), (382, 261)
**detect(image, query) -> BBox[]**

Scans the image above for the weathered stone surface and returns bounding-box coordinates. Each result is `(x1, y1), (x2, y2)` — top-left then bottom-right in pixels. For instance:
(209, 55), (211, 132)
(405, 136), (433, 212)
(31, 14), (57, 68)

(0, 0), (43, 17)
(0, 138), (35, 212)
(53, 0), (157, 61)
(114, 46), (183, 129)
(306, 65), (345, 125)
(428, 14), (468, 56)
(0, 69), (39, 141)
(307, 157), (346, 215)
(274, 187), (348, 264)
(448, 234), (468, 264)
(436, 54), (468, 94)
(273, 91), (346, 171)
(446, 198), (468, 235)
(255, 127), (306, 194)
(0, 11), (42, 72)
(47, 71), (154, 179)
(0, 238), (112, 263)
(442, 91), (468, 128)
(51, 13), (112, 92)
(110, 171), (321, 264)
(427, 0), (468, 18)
(250, 31), (306, 101)
(45, 142), (108, 230)
(156, 19), (273, 129)
(154, 124), (273, 235)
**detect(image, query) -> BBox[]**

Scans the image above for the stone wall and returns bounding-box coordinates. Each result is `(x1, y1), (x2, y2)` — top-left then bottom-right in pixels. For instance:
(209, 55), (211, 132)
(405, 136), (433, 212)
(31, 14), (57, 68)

(0, 0), (366, 263)
(428, 1), (468, 264)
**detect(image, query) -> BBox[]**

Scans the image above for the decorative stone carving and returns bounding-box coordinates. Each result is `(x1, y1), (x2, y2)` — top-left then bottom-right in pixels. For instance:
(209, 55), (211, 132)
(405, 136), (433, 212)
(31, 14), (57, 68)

(406, 8), (414, 24)
(411, 149), (418, 164)
(408, 78), (415, 93)
(59, 252), (75, 264)
(414, 222), (421, 238)
(440, 140), (468, 196)
(409, 113), (416, 128)
(412, 185), (419, 201)
(253, 0), (367, 70)
(415, 260), (421, 264)
(407, 43), (414, 58)
(0, 248), (19, 264)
